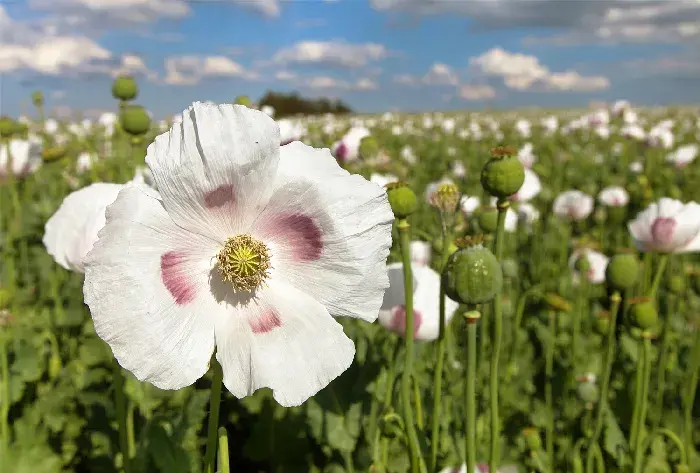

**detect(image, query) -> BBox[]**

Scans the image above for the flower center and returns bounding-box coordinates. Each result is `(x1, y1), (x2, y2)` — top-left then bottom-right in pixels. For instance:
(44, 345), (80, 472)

(216, 234), (271, 291)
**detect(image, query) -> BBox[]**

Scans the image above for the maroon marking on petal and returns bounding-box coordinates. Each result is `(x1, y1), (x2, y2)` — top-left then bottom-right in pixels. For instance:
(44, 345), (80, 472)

(335, 142), (348, 162)
(651, 217), (676, 245)
(204, 184), (235, 209)
(281, 138), (295, 146)
(160, 251), (196, 305)
(390, 305), (422, 338)
(249, 309), (282, 334)
(268, 213), (323, 261)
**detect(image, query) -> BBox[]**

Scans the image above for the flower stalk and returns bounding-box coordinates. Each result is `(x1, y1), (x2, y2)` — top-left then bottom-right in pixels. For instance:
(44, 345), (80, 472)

(204, 358), (224, 473)
(465, 310), (480, 473)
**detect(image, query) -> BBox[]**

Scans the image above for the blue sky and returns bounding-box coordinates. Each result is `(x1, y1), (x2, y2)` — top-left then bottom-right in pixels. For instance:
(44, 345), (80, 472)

(1, 0), (699, 119)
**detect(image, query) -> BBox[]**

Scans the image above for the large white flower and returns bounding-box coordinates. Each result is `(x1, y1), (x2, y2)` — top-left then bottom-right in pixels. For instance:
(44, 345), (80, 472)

(553, 190), (594, 221)
(331, 126), (370, 163)
(410, 241), (431, 267)
(598, 186), (629, 207)
(378, 263), (458, 341)
(512, 168), (541, 203)
(569, 249), (609, 284)
(43, 181), (156, 273)
(666, 144), (698, 169)
(628, 198), (700, 253)
(83, 102), (394, 407)
(0, 139), (42, 177)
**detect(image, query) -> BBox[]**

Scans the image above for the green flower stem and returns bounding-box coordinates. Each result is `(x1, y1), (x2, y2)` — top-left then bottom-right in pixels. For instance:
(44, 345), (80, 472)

(629, 343), (645, 451)
(487, 199), (509, 473)
(586, 291), (621, 471)
(641, 253), (653, 295)
(559, 223), (571, 271)
(204, 358), (224, 473)
(652, 293), (675, 429)
(113, 359), (130, 473)
(683, 327), (700, 463)
(127, 404), (135, 463)
(572, 278), (588, 365)
(429, 228), (452, 472)
(590, 442), (605, 473)
(632, 334), (653, 473)
(413, 376), (424, 430)
(379, 343), (400, 469)
(640, 428), (687, 467)
(465, 312), (480, 473)
(546, 310), (557, 473)
(648, 254), (669, 300)
(397, 218), (425, 473)
(1, 330), (10, 457)
(217, 427), (230, 473)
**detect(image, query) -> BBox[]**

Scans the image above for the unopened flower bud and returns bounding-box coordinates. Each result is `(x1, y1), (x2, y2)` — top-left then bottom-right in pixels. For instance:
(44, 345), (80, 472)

(629, 297), (658, 330)
(0, 116), (16, 139)
(577, 380), (599, 404)
(478, 207), (498, 233)
(41, 146), (67, 163)
(386, 182), (417, 219)
(594, 312), (610, 335)
(235, 95), (252, 107)
(501, 259), (519, 279)
(442, 236), (503, 305)
(666, 275), (686, 295)
(523, 428), (542, 451)
(606, 253), (640, 291)
(575, 254), (591, 273)
(544, 293), (572, 313)
(481, 146), (525, 198)
(112, 75), (138, 101)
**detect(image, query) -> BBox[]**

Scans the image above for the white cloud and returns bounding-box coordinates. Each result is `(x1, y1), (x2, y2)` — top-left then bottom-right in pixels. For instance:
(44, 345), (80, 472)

(393, 73), (418, 85)
(163, 55), (254, 85)
(422, 63), (459, 85)
(459, 84), (496, 100)
(113, 54), (157, 81)
(272, 41), (388, 68)
(275, 70), (297, 81)
(304, 76), (379, 91)
(355, 78), (379, 90)
(0, 35), (110, 74)
(470, 48), (610, 92)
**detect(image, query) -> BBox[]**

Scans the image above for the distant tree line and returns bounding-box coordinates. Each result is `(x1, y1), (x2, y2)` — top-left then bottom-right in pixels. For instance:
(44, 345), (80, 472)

(258, 91), (353, 118)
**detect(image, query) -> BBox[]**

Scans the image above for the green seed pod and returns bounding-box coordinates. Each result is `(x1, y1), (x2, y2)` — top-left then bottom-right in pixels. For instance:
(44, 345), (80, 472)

(32, 90), (44, 107)
(575, 254), (591, 273)
(480, 146), (525, 198)
(594, 312), (610, 335)
(235, 95), (252, 107)
(41, 146), (67, 163)
(0, 116), (16, 139)
(359, 136), (379, 159)
(630, 299), (658, 330)
(606, 253), (640, 291)
(577, 381), (599, 404)
(478, 207), (499, 233)
(522, 428), (542, 451)
(606, 205), (627, 224)
(386, 182), (417, 219)
(111, 75), (138, 101)
(501, 258), (519, 279)
(666, 275), (686, 295)
(120, 105), (151, 136)
(442, 237), (503, 305)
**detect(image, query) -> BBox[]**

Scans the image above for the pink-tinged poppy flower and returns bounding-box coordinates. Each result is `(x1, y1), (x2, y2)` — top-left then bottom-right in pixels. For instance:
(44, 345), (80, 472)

(83, 102), (394, 407)
(331, 126), (370, 163)
(43, 181), (157, 273)
(628, 198), (700, 253)
(553, 190), (594, 221)
(666, 144), (698, 169)
(598, 186), (629, 207)
(378, 263), (458, 341)
(569, 249), (609, 284)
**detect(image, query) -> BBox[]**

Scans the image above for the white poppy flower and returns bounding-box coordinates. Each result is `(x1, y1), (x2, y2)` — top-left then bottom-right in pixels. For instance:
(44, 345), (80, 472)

(598, 186), (629, 207)
(331, 126), (370, 163)
(278, 118), (306, 146)
(261, 105), (275, 118)
(553, 190), (594, 221)
(370, 173), (398, 189)
(0, 139), (42, 177)
(512, 168), (541, 203)
(517, 202), (540, 227)
(666, 144), (698, 169)
(629, 160), (644, 173)
(515, 119), (531, 138)
(83, 102), (394, 407)
(439, 464), (518, 473)
(460, 195), (481, 216)
(569, 249), (609, 284)
(45, 119), (59, 134)
(517, 143), (536, 169)
(452, 160), (466, 178)
(628, 198), (700, 253)
(378, 263), (458, 341)
(76, 152), (94, 173)
(44, 181), (156, 273)
(410, 241), (431, 267)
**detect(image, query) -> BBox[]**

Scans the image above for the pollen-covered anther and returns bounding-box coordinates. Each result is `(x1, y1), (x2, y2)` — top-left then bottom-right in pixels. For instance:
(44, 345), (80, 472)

(217, 234), (272, 291)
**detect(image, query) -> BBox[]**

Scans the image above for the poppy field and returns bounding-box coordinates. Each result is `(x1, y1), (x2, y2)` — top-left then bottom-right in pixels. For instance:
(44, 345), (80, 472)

(1, 81), (700, 473)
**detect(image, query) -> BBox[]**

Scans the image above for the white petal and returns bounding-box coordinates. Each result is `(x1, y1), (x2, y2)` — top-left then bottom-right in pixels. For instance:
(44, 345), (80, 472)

(83, 186), (221, 389)
(146, 102), (281, 242)
(43, 183), (124, 273)
(214, 278), (355, 407)
(251, 142), (394, 323)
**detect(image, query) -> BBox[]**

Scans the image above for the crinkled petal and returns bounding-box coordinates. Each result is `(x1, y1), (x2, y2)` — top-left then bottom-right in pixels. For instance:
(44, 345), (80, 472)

(251, 142), (393, 323)
(146, 102), (281, 242)
(83, 186), (221, 389)
(214, 278), (355, 407)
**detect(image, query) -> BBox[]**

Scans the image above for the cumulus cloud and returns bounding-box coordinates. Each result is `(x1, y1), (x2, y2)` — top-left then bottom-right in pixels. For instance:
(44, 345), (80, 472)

(469, 48), (610, 92)
(303, 76), (379, 91)
(370, 0), (700, 44)
(459, 84), (496, 100)
(163, 55), (256, 85)
(272, 41), (388, 68)
(392, 63), (459, 87)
